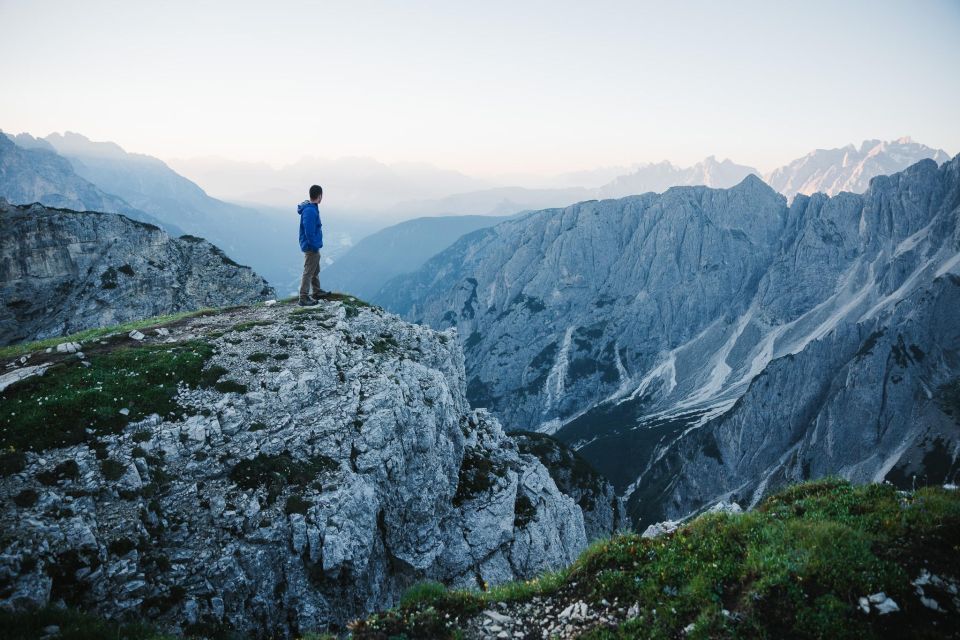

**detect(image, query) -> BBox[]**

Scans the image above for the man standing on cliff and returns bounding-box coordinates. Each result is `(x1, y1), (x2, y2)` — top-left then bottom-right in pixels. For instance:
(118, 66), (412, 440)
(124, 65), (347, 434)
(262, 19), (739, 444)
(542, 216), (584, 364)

(297, 184), (326, 306)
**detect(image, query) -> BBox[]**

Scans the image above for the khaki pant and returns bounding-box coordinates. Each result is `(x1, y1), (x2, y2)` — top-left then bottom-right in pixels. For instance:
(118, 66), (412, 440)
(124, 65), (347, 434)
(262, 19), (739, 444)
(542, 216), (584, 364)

(300, 250), (321, 301)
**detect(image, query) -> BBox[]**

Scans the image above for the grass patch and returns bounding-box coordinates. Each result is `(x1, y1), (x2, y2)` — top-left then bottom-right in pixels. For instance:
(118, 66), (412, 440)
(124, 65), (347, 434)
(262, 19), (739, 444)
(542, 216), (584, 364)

(372, 333), (399, 354)
(284, 494), (312, 515)
(214, 380), (247, 394)
(247, 352), (270, 363)
(37, 460), (80, 485)
(0, 450), (26, 476)
(108, 537), (137, 556)
(514, 493), (536, 528)
(0, 341), (218, 453)
(400, 581), (448, 608)
(452, 449), (507, 507)
(0, 309), (217, 360)
(229, 320), (273, 333)
(101, 458), (126, 481)
(0, 606), (174, 640)
(229, 452), (337, 504)
(352, 479), (960, 639)
(13, 488), (38, 507)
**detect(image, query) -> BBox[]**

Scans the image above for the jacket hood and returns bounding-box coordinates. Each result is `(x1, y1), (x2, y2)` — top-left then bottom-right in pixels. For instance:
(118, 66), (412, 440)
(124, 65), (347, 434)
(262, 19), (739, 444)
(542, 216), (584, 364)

(297, 200), (316, 216)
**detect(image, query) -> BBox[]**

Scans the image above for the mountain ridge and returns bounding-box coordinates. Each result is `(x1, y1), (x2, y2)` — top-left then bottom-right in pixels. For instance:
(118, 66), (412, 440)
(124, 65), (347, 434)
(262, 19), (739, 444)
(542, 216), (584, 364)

(0, 200), (274, 346)
(377, 155), (960, 526)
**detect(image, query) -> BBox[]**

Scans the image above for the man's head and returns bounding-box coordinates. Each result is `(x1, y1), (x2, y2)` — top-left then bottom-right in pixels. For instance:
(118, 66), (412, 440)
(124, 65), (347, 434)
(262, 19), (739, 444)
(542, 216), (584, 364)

(309, 184), (323, 203)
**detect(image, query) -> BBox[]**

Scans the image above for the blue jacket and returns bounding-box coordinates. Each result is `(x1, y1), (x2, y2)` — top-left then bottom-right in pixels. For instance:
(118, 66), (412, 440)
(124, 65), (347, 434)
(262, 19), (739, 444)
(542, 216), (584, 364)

(297, 201), (323, 252)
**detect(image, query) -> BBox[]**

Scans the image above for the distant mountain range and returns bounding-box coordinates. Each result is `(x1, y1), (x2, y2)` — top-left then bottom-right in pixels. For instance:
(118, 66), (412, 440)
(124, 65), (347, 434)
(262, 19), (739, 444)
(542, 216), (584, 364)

(765, 137), (951, 200)
(327, 139), (950, 299)
(377, 156), (960, 527)
(322, 214), (514, 299)
(2, 129), (950, 303)
(168, 154), (489, 212)
(597, 156), (758, 199)
(0, 132), (175, 232)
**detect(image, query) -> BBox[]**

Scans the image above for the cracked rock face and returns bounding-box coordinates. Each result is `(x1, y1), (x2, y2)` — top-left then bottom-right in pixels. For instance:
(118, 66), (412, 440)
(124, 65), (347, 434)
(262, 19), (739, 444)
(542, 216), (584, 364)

(377, 156), (960, 527)
(0, 301), (590, 636)
(0, 200), (274, 346)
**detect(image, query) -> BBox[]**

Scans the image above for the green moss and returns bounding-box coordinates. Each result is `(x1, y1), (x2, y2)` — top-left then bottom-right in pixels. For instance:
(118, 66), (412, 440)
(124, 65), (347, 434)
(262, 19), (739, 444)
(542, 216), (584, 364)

(372, 334), (399, 354)
(247, 352), (270, 363)
(37, 460), (80, 485)
(249, 421), (268, 432)
(229, 452), (337, 504)
(0, 450), (26, 476)
(230, 320), (273, 333)
(13, 488), (38, 507)
(284, 494), (312, 515)
(514, 493), (536, 528)
(108, 537), (137, 556)
(214, 380), (248, 394)
(101, 458), (126, 481)
(400, 581), (448, 608)
(453, 449), (506, 507)
(0, 341), (216, 453)
(0, 606), (174, 640)
(132, 430), (153, 443)
(100, 266), (118, 289)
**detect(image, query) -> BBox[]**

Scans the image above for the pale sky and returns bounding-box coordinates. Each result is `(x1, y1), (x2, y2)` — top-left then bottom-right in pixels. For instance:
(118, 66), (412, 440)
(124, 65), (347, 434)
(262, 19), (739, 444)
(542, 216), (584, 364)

(1, 0), (958, 177)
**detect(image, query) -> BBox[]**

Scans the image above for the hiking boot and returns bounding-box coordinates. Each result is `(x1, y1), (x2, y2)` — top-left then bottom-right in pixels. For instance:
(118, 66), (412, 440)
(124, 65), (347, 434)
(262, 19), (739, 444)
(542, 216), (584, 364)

(312, 289), (331, 301)
(298, 298), (319, 307)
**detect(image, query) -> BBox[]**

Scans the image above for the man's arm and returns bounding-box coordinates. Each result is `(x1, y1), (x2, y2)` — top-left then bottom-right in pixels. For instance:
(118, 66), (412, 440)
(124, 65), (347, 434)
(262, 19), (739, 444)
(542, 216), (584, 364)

(303, 207), (322, 251)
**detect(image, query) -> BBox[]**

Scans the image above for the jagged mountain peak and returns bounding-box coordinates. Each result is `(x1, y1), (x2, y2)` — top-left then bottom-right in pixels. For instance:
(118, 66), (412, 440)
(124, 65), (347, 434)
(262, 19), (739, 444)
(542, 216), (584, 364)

(378, 156), (960, 527)
(766, 137), (951, 200)
(45, 131), (129, 159)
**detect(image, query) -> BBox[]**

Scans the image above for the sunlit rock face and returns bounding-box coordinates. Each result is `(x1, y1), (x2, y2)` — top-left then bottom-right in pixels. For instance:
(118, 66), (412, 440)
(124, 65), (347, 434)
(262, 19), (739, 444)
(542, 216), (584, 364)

(764, 137), (950, 201)
(380, 156), (960, 526)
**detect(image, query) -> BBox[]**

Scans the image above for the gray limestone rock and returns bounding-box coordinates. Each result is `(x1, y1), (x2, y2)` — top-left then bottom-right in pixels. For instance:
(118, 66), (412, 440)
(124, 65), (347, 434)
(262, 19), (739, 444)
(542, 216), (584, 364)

(378, 156), (960, 527)
(0, 300), (591, 636)
(0, 200), (274, 346)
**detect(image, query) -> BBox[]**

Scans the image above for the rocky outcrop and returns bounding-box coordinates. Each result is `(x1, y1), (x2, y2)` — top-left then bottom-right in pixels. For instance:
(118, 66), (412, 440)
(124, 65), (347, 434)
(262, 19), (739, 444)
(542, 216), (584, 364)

(33, 131), (298, 290)
(0, 300), (592, 636)
(378, 156), (960, 526)
(512, 432), (624, 541)
(0, 200), (273, 346)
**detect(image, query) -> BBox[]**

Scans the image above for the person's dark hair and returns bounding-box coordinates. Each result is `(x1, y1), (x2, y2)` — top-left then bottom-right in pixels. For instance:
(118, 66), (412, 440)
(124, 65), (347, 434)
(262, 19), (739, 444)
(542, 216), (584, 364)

(309, 184), (323, 200)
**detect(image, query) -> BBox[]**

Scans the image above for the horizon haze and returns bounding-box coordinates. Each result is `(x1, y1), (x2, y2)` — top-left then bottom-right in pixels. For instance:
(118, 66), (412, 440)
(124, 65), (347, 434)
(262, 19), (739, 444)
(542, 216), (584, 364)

(1, 0), (958, 179)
